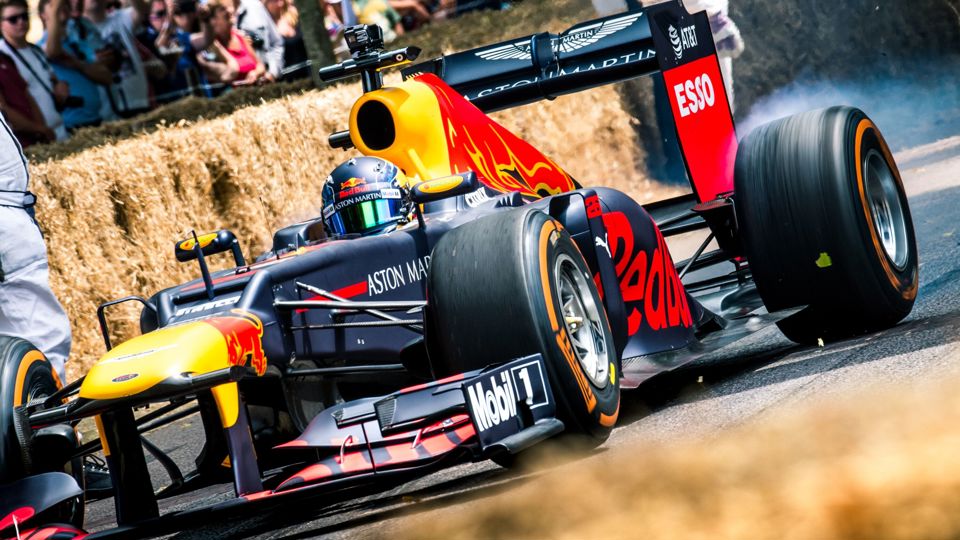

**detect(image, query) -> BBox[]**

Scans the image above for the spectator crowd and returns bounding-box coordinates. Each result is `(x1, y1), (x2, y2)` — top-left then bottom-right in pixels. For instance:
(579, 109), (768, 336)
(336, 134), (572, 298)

(0, 0), (508, 147)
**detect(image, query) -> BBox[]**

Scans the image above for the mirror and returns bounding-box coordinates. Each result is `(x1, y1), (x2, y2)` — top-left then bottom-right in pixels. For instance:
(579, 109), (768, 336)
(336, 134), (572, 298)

(409, 171), (480, 204)
(174, 230), (246, 267)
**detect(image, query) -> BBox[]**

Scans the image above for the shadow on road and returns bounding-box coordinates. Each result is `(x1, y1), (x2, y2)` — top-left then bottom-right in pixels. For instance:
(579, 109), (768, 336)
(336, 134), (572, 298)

(165, 465), (542, 539)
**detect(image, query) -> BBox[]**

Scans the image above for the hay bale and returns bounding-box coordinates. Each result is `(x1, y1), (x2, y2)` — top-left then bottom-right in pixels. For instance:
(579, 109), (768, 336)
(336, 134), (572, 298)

(25, 0), (593, 164)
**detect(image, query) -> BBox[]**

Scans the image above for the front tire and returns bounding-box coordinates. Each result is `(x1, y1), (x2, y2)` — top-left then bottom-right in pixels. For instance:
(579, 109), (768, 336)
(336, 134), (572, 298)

(734, 106), (918, 343)
(0, 336), (84, 526)
(427, 209), (620, 442)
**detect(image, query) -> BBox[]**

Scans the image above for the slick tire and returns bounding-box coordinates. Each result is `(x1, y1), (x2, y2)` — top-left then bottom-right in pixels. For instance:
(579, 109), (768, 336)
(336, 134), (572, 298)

(0, 336), (84, 526)
(427, 208), (620, 443)
(734, 106), (918, 344)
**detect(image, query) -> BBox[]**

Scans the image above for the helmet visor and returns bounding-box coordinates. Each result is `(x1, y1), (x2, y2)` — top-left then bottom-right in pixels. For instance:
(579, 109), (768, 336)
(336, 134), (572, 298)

(327, 198), (404, 236)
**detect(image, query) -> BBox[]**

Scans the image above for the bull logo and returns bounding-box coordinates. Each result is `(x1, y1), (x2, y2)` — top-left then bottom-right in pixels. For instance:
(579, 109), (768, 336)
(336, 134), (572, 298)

(203, 310), (268, 376)
(340, 177), (366, 190)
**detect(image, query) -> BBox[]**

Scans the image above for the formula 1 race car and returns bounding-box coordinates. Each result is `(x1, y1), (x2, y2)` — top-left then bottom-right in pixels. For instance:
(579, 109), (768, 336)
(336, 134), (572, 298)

(1, 1), (918, 537)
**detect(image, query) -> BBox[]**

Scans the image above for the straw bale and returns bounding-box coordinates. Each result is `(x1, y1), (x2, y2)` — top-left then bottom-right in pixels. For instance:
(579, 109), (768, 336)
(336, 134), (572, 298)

(28, 81), (664, 380)
(25, 0), (592, 164)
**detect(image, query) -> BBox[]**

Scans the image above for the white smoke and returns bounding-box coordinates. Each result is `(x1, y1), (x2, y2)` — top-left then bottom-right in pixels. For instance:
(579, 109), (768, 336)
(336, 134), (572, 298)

(736, 62), (960, 151)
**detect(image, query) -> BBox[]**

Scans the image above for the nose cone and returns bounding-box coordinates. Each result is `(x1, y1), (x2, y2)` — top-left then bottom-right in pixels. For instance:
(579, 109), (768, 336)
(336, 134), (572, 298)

(79, 321), (230, 400)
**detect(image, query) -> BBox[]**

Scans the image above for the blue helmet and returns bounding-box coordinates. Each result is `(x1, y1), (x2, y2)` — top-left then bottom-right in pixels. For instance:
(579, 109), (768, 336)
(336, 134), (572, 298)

(322, 157), (411, 236)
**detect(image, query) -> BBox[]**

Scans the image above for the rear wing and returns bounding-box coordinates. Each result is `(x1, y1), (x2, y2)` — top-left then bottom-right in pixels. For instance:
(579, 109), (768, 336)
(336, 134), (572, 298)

(402, 0), (738, 203)
(402, 10), (657, 112)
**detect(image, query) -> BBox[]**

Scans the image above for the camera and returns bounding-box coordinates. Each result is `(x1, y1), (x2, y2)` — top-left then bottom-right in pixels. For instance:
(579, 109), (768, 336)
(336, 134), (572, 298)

(244, 31), (265, 51)
(344, 25), (384, 57)
(55, 95), (85, 112)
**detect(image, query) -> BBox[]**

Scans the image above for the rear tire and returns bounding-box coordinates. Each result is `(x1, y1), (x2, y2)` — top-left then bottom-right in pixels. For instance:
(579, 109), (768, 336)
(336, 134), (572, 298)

(427, 209), (620, 443)
(0, 336), (84, 527)
(734, 107), (918, 343)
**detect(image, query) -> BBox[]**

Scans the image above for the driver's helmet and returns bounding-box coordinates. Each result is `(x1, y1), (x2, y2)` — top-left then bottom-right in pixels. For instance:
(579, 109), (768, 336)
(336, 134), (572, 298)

(322, 156), (410, 236)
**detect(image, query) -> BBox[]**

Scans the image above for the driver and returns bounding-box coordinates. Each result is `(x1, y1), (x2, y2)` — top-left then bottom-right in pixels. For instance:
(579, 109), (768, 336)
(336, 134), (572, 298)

(322, 156), (413, 236)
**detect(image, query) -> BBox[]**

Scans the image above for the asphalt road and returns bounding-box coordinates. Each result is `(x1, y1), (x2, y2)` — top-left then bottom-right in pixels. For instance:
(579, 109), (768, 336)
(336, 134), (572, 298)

(83, 137), (960, 539)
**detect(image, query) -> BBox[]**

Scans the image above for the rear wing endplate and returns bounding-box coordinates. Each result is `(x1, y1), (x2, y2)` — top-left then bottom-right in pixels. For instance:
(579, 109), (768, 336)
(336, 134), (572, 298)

(646, 1), (738, 201)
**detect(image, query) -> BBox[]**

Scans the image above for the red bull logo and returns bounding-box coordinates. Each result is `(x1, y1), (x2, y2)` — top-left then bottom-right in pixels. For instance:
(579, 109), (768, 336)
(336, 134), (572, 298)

(203, 310), (268, 376)
(339, 177), (372, 198)
(602, 211), (692, 336)
(340, 177), (366, 190)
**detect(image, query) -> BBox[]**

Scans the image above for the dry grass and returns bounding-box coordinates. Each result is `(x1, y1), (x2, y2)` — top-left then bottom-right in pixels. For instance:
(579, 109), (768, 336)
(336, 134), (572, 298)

(25, 80), (314, 163)
(32, 80), (666, 380)
(398, 349), (960, 540)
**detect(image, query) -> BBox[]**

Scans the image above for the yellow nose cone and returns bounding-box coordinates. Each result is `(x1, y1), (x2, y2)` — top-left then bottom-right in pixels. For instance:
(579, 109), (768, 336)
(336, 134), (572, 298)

(79, 321), (231, 400)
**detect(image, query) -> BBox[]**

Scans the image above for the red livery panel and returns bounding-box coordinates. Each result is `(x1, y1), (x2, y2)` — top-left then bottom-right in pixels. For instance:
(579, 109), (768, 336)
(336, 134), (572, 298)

(419, 73), (578, 198)
(661, 55), (737, 202)
(602, 210), (692, 336)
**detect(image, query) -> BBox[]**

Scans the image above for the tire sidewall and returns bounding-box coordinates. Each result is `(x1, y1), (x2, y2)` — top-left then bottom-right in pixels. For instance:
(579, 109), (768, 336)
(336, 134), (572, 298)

(815, 108), (918, 324)
(0, 336), (84, 527)
(427, 208), (621, 441)
(522, 214), (620, 438)
(0, 337), (60, 484)
(840, 112), (919, 309)
(735, 106), (918, 342)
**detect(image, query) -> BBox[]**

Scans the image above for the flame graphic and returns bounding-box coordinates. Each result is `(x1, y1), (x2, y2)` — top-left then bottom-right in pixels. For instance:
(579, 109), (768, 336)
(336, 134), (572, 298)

(421, 74), (575, 198)
(204, 310), (267, 376)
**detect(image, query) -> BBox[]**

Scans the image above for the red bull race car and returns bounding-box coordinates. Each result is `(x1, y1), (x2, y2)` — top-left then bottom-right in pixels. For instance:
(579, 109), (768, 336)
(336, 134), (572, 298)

(0, 0), (917, 537)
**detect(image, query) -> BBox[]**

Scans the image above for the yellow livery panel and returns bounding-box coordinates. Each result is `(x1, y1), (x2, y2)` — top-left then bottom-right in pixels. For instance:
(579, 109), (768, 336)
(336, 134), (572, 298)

(80, 310), (267, 401)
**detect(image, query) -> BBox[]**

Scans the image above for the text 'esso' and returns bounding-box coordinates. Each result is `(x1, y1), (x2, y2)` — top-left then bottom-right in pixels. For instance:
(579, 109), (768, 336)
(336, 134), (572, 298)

(673, 73), (716, 118)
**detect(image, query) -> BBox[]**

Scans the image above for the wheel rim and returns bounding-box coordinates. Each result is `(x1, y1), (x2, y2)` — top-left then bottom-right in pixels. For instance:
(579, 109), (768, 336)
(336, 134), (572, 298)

(27, 381), (50, 404)
(863, 149), (909, 271)
(554, 253), (609, 389)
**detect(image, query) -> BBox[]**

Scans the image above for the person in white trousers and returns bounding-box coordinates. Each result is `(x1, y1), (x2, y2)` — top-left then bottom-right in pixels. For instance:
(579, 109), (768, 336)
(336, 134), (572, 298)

(0, 113), (71, 383)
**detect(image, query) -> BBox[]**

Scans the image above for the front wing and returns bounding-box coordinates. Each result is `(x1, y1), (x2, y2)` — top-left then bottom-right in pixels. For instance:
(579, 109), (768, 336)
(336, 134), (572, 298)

(3, 355), (563, 539)
(273, 353), (562, 490)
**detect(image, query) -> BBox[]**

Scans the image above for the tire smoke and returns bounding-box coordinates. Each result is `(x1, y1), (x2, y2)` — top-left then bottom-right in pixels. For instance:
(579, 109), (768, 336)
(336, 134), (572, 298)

(737, 59), (960, 150)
